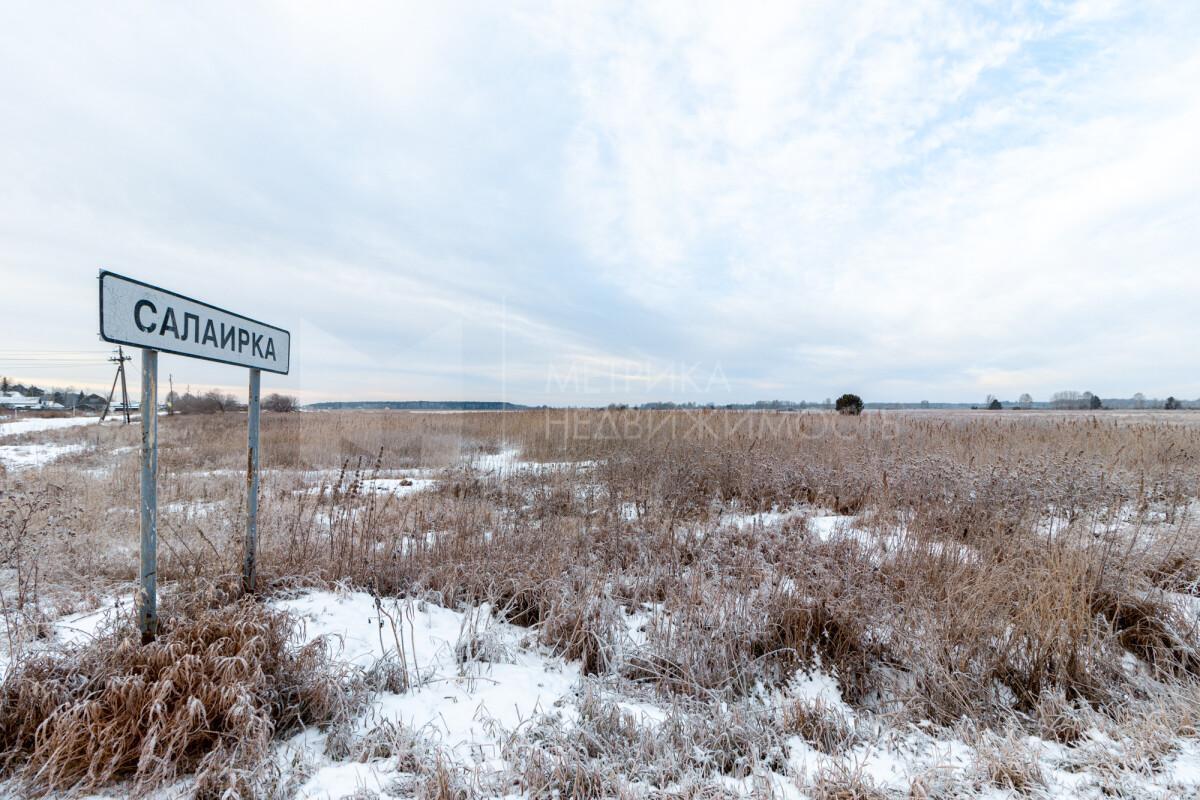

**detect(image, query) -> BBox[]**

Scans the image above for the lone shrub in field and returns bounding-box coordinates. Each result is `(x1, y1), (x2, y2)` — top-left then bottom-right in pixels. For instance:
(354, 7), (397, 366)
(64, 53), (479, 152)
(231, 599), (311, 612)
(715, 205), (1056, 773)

(835, 394), (864, 415)
(0, 600), (362, 797)
(263, 393), (299, 413)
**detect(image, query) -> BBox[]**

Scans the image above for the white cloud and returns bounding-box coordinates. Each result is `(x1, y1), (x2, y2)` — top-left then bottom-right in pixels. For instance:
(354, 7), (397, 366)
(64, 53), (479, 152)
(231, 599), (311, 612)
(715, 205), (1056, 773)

(537, 0), (1200, 399)
(0, 1), (1197, 403)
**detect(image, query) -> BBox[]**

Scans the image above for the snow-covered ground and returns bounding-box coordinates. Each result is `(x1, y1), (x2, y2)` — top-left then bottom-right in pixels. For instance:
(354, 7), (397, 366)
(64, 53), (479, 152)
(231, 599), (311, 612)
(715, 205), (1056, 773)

(304, 477), (436, 499)
(276, 591), (1200, 800)
(276, 591), (581, 797)
(270, 592), (987, 798)
(3, 422), (1200, 798)
(468, 447), (592, 475)
(0, 415), (97, 470)
(0, 440), (89, 470)
(0, 415), (97, 437)
(7, 553), (1200, 797)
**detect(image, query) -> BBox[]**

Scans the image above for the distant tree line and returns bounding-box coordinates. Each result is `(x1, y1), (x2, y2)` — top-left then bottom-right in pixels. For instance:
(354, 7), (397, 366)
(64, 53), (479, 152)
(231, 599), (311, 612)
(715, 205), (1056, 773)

(168, 390), (243, 414)
(981, 392), (1193, 410)
(166, 390), (299, 414)
(1049, 391), (1104, 410)
(639, 399), (831, 411)
(633, 393), (1199, 412)
(307, 400), (524, 411)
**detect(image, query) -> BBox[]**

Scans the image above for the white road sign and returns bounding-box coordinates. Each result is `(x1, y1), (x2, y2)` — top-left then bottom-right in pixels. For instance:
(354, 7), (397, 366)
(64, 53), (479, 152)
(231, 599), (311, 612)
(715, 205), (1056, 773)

(99, 271), (290, 374)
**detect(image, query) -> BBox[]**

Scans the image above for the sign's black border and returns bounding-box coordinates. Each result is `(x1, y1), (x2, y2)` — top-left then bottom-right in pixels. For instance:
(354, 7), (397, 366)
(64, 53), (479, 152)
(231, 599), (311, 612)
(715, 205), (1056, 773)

(98, 270), (291, 375)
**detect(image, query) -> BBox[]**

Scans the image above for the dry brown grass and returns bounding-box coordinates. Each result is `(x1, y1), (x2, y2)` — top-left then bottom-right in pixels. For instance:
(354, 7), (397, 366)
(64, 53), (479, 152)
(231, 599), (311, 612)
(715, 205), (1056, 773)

(970, 732), (1046, 794)
(4, 408), (1200, 794)
(0, 594), (363, 797)
(805, 763), (888, 800)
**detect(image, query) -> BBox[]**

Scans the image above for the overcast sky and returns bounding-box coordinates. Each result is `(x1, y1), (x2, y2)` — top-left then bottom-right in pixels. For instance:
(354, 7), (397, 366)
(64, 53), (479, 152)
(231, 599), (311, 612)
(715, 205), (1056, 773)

(2, 1), (1197, 405)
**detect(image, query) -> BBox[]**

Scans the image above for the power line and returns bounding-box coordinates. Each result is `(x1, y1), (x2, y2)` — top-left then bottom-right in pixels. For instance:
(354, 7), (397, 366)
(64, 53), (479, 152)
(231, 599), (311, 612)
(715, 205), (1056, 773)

(0, 348), (110, 352)
(0, 366), (110, 371)
(0, 352), (111, 357)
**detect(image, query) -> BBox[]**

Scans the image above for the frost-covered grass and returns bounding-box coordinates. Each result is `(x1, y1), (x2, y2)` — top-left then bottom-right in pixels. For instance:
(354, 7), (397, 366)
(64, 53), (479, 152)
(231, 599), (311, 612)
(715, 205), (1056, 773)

(2, 409), (1200, 798)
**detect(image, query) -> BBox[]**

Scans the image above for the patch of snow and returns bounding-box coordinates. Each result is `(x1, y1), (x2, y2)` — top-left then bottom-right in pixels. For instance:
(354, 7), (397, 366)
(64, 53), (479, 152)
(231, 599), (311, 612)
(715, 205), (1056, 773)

(296, 759), (392, 799)
(807, 514), (849, 540)
(719, 506), (850, 537)
(304, 478), (436, 499)
(360, 478), (435, 497)
(470, 448), (523, 473)
(0, 441), (88, 470)
(0, 416), (97, 437)
(1168, 740), (1200, 785)
(54, 599), (126, 647)
(1, 597), (125, 680)
(163, 499), (224, 517)
(275, 591), (581, 771)
(622, 605), (660, 649)
(617, 699), (668, 725)
(724, 508), (803, 530)
(789, 665), (854, 717)
(467, 447), (593, 476)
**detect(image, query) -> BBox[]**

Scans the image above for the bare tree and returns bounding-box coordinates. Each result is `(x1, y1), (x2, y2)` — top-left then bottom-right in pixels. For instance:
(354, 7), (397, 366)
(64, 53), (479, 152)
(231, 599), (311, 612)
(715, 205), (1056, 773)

(263, 393), (299, 413)
(172, 389), (242, 414)
(203, 390), (229, 412)
(1051, 390), (1085, 410)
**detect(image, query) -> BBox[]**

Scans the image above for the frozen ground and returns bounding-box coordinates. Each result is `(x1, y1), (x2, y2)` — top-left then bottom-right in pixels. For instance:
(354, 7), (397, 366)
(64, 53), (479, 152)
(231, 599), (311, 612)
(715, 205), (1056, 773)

(0, 440), (90, 470)
(0, 415), (97, 437)
(15, 583), (1198, 799)
(276, 591), (581, 798)
(468, 447), (592, 475)
(3, 425), (1200, 798)
(0, 415), (98, 470)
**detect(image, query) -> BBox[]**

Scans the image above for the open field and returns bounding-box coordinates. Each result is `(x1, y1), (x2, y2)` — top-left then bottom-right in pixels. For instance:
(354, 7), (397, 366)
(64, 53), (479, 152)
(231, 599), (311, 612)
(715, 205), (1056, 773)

(2, 409), (1200, 798)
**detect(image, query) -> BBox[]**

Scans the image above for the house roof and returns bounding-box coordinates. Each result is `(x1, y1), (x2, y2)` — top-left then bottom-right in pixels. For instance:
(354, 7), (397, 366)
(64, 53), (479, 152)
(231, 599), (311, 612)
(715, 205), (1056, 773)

(1, 392), (41, 407)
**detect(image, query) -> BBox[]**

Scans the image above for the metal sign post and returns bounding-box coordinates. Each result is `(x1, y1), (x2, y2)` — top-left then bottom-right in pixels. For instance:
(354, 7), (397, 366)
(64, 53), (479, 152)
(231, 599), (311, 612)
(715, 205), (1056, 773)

(99, 271), (290, 641)
(244, 368), (261, 594)
(139, 349), (158, 643)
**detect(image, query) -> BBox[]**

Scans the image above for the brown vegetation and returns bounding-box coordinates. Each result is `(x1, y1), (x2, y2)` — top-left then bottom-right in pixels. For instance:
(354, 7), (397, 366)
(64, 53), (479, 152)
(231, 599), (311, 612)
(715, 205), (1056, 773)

(3, 408), (1200, 795)
(0, 593), (362, 796)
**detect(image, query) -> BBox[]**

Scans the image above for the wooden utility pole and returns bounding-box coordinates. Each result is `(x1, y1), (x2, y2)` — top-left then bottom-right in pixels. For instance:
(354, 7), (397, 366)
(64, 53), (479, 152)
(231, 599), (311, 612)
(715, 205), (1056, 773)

(118, 346), (131, 423)
(100, 346), (133, 423)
